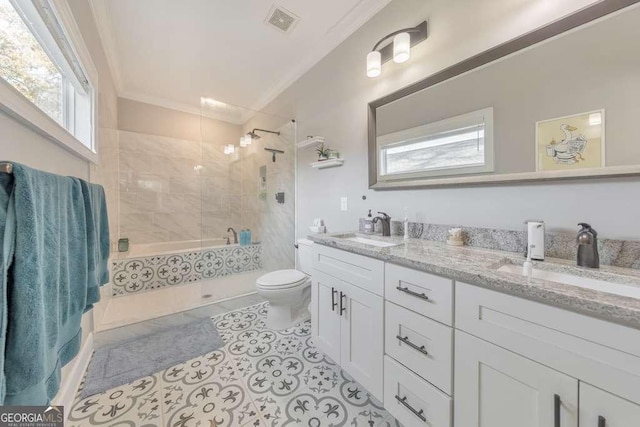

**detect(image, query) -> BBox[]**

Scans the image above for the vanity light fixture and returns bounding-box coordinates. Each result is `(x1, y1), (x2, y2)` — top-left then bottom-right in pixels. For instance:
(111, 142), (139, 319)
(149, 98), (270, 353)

(366, 21), (428, 78)
(224, 144), (235, 155)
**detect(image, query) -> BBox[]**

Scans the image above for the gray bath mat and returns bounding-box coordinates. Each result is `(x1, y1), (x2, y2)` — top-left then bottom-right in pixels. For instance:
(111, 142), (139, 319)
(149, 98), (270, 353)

(80, 318), (224, 398)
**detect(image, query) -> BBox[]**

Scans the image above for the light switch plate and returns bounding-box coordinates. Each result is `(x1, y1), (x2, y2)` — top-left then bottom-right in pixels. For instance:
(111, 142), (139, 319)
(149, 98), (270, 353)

(340, 197), (348, 211)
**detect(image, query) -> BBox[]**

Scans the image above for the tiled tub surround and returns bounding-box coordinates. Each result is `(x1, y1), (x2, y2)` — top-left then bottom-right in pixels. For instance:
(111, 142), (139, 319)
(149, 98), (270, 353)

(111, 243), (262, 296)
(359, 219), (640, 269)
(309, 232), (640, 329)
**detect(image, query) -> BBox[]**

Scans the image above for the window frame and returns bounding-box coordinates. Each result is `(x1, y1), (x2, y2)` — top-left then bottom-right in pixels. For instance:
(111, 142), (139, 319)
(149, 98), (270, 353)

(376, 107), (495, 183)
(0, 0), (99, 163)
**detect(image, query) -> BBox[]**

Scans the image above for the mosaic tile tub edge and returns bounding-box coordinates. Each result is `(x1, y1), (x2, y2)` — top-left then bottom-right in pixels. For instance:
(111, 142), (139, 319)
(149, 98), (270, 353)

(111, 244), (263, 296)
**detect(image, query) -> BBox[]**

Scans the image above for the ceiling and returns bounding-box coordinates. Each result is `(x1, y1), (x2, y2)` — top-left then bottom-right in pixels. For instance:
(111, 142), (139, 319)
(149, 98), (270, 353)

(91, 0), (392, 123)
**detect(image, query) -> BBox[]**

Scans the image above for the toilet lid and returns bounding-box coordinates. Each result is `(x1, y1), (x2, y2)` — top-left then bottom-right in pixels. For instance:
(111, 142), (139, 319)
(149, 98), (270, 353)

(257, 270), (308, 289)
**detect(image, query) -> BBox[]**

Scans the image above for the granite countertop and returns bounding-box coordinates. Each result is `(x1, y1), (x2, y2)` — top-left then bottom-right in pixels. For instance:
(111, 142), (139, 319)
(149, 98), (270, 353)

(308, 232), (640, 330)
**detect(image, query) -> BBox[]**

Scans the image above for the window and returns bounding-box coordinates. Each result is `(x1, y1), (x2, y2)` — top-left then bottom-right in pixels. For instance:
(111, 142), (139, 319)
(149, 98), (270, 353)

(0, 0), (95, 154)
(377, 107), (494, 181)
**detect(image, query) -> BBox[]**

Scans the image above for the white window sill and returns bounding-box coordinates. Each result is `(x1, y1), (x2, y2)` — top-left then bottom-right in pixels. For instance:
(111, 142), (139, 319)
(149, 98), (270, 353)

(0, 80), (98, 164)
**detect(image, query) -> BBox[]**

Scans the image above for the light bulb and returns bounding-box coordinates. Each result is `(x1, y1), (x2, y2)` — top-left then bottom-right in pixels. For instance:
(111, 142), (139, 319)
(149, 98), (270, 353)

(244, 135), (252, 146)
(366, 51), (381, 78)
(240, 136), (247, 147)
(393, 32), (411, 63)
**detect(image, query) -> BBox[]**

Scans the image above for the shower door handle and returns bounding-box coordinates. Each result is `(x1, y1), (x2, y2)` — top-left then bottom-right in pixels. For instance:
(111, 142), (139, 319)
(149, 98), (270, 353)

(331, 287), (338, 311)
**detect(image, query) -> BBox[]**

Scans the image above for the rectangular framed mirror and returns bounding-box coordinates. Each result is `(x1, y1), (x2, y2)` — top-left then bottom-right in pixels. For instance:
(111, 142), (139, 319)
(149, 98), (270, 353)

(368, 0), (640, 189)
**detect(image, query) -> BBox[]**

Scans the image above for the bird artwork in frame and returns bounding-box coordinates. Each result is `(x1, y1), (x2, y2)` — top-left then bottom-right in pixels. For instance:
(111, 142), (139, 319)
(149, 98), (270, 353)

(535, 110), (605, 171)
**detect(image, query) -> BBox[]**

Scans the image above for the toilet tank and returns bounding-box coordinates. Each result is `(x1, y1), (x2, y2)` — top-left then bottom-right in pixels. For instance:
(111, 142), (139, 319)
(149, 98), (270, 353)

(296, 239), (314, 276)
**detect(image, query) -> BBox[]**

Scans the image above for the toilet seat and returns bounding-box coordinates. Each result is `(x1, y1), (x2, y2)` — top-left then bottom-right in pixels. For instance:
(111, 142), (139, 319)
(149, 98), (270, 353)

(256, 269), (308, 290)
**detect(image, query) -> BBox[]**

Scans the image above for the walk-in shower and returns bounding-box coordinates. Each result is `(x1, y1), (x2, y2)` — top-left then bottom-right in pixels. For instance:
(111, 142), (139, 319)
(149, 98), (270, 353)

(97, 102), (296, 330)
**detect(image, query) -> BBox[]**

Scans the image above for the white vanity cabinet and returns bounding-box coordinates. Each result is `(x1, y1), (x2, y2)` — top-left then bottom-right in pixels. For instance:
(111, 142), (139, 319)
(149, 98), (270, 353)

(455, 282), (640, 427)
(310, 242), (640, 427)
(455, 330), (578, 427)
(579, 383), (640, 427)
(311, 246), (384, 400)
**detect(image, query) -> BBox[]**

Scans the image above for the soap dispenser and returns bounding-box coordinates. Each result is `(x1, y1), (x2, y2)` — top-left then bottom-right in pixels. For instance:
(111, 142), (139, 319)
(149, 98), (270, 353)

(525, 220), (545, 261)
(363, 210), (374, 234)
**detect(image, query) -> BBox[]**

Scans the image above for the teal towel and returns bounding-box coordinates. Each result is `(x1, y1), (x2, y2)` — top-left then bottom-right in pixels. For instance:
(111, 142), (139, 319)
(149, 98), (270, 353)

(79, 180), (110, 311)
(0, 163), (107, 405)
(0, 173), (16, 404)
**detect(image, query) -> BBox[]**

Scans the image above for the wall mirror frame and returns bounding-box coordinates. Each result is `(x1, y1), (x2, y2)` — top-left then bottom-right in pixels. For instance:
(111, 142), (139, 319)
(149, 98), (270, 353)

(368, 0), (640, 190)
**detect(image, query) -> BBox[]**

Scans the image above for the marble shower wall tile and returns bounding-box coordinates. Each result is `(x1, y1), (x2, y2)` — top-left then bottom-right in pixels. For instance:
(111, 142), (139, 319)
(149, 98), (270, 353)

(359, 219), (640, 269)
(118, 130), (234, 245)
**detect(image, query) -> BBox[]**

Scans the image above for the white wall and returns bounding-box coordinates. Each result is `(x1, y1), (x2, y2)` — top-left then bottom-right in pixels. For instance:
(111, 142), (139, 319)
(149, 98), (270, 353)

(257, 0), (640, 240)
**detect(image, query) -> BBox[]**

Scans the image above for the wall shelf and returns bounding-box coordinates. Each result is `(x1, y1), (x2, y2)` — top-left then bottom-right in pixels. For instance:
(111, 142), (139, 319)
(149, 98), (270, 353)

(297, 136), (325, 149)
(311, 158), (344, 169)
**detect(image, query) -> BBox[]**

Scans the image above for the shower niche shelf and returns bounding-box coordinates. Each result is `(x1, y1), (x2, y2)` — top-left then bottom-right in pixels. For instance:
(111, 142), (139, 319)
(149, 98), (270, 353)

(310, 158), (344, 169)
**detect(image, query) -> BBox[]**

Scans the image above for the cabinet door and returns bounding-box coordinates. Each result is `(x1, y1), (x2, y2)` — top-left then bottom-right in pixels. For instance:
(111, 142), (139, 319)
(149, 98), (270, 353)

(455, 331), (578, 427)
(579, 383), (640, 427)
(340, 281), (384, 401)
(311, 271), (341, 363)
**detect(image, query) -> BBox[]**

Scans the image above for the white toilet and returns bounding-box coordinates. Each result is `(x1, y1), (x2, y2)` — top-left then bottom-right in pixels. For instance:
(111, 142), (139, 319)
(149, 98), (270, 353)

(256, 239), (314, 330)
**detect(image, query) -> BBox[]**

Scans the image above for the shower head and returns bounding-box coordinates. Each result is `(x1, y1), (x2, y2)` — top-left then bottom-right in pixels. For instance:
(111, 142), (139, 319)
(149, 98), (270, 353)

(249, 128), (280, 139)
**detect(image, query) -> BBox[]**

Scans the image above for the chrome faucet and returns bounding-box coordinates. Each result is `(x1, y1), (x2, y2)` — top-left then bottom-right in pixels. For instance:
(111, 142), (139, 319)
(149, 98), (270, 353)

(227, 227), (238, 244)
(372, 212), (392, 237)
(577, 223), (599, 268)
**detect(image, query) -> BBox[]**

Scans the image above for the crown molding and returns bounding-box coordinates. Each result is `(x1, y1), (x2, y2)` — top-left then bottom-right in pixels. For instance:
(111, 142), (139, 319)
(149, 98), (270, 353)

(87, 0), (392, 122)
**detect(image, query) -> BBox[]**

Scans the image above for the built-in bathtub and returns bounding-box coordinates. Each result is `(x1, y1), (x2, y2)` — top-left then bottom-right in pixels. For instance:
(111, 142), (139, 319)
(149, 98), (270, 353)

(110, 239), (262, 296)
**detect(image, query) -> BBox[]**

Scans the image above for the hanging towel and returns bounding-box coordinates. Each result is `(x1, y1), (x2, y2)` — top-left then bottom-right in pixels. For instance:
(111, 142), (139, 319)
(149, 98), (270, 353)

(0, 163), (97, 405)
(79, 179), (110, 311)
(0, 173), (16, 404)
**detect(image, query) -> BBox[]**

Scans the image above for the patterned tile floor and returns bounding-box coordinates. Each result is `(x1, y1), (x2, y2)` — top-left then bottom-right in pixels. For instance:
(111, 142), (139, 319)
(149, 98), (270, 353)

(68, 302), (401, 426)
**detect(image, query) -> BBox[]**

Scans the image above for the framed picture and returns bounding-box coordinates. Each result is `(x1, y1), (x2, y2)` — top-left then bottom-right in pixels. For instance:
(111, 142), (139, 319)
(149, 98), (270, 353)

(535, 110), (605, 171)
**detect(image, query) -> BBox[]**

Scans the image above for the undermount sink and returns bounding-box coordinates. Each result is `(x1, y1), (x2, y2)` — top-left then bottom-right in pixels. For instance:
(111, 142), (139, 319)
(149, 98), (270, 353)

(497, 263), (640, 299)
(339, 235), (400, 248)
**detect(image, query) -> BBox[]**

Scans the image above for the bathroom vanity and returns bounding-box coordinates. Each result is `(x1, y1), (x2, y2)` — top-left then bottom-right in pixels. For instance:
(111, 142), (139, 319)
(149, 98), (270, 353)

(308, 233), (640, 427)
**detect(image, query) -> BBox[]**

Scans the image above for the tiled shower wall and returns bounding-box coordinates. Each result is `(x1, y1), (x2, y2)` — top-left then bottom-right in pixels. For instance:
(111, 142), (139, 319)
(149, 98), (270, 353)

(118, 130), (241, 244)
(202, 120), (296, 272)
(115, 103), (296, 274)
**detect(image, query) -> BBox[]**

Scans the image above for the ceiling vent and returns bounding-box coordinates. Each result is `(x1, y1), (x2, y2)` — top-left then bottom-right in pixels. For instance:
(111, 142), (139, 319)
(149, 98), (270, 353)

(265, 5), (299, 33)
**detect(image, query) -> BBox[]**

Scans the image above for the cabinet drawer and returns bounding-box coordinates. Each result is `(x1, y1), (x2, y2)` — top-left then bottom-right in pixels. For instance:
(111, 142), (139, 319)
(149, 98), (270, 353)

(313, 244), (384, 295)
(385, 301), (453, 394)
(579, 382), (640, 426)
(385, 263), (453, 325)
(456, 282), (640, 404)
(384, 355), (452, 427)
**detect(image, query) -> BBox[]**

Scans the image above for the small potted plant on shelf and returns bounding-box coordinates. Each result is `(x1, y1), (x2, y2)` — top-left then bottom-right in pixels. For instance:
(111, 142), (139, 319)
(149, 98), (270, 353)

(315, 142), (330, 161)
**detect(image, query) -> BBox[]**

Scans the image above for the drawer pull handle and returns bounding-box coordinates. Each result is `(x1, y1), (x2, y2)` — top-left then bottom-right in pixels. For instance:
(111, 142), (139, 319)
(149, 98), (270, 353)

(395, 394), (426, 422)
(396, 335), (428, 356)
(340, 291), (346, 316)
(554, 394), (561, 427)
(396, 285), (429, 301)
(331, 287), (338, 311)
(598, 416), (606, 427)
